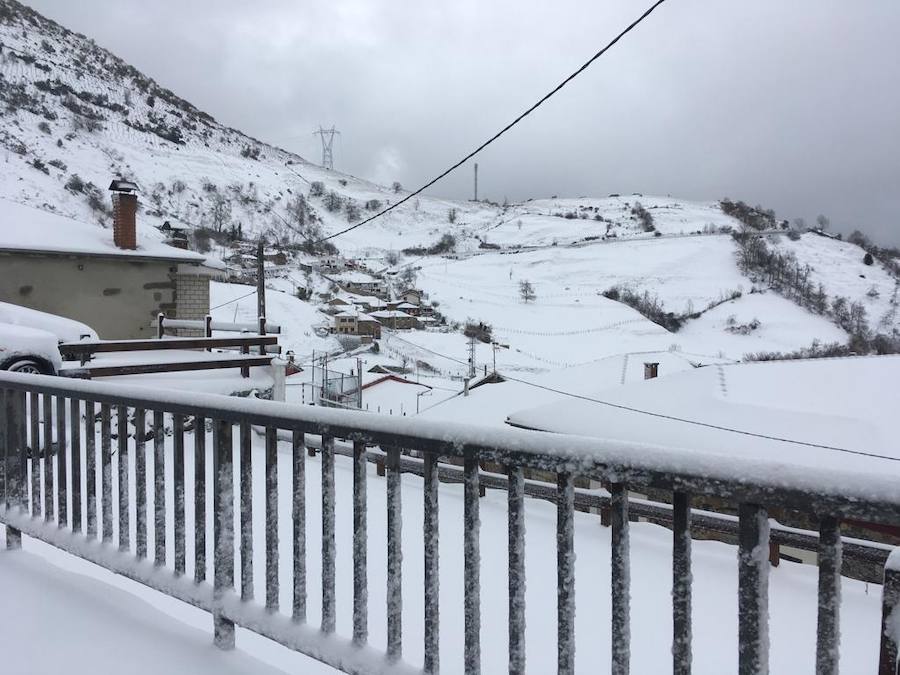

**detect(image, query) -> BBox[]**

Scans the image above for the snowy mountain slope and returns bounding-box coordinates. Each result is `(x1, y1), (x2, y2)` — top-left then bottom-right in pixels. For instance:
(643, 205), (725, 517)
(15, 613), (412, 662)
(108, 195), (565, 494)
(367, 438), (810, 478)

(1, 0), (892, 386)
(0, 0), (497, 251)
(776, 232), (900, 333)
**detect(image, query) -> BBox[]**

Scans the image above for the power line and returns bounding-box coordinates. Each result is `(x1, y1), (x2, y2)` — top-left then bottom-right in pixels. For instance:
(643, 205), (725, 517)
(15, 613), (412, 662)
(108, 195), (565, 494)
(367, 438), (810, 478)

(317, 0), (668, 243)
(502, 375), (900, 463)
(210, 289), (257, 310)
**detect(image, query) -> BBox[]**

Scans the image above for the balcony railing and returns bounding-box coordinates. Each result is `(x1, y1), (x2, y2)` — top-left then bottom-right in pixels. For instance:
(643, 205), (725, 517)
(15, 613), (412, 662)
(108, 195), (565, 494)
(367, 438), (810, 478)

(1, 371), (899, 674)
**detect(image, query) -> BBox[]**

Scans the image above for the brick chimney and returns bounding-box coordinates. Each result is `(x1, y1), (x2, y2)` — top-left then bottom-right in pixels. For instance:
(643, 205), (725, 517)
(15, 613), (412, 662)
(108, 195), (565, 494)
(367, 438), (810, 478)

(109, 179), (139, 250)
(644, 362), (659, 380)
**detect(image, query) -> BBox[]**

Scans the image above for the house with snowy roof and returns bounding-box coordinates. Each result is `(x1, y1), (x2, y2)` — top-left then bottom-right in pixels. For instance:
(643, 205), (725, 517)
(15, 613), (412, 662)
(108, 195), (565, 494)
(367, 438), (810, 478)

(0, 186), (217, 339)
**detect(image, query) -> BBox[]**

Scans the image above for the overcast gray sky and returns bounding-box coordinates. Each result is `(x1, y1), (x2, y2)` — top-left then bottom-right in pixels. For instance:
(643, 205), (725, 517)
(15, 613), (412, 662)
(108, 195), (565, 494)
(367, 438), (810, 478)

(28, 0), (900, 244)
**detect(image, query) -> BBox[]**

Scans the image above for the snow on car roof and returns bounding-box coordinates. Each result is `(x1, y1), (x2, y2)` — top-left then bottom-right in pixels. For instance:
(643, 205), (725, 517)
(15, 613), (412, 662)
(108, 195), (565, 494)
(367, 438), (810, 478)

(0, 199), (205, 263)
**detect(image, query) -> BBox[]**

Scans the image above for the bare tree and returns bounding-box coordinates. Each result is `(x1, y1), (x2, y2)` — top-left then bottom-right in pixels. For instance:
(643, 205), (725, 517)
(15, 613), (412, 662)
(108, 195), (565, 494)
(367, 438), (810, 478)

(448, 207), (458, 224)
(816, 214), (830, 231)
(519, 280), (536, 303)
(210, 193), (231, 233)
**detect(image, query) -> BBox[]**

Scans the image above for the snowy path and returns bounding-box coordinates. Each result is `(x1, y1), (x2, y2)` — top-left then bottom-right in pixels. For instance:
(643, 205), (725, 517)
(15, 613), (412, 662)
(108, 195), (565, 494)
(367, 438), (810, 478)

(0, 546), (288, 675)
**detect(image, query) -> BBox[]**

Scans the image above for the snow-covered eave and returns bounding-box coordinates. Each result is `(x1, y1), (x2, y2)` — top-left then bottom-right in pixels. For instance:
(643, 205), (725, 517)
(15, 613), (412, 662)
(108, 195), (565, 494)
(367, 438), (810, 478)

(0, 245), (206, 265)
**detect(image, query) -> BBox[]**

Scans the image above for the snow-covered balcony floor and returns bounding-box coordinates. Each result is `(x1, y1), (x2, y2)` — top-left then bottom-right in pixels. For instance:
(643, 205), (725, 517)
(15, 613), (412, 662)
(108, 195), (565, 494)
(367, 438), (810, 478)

(0, 543), (289, 675)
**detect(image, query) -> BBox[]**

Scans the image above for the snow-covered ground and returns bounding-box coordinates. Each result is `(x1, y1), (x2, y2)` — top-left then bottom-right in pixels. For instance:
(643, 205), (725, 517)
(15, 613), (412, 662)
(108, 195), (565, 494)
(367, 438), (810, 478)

(0, 543), (289, 675)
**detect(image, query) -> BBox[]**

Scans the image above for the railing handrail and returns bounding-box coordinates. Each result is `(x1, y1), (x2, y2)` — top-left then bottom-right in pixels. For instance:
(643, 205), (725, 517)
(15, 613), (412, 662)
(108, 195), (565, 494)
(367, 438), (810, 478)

(2, 371), (898, 523)
(60, 335), (279, 356)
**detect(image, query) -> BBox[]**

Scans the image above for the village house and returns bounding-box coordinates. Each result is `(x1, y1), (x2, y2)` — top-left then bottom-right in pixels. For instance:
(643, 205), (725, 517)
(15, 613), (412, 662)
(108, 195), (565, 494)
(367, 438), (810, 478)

(332, 310), (382, 339)
(370, 309), (419, 330)
(334, 271), (387, 298)
(400, 288), (424, 305)
(317, 255), (345, 273)
(0, 183), (216, 339)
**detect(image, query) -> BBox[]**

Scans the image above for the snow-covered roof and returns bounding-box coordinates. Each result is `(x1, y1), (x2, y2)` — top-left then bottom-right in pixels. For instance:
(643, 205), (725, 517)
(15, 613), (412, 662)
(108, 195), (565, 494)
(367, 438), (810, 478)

(508, 355), (900, 474)
(335, 271), (383, 284)
(0, 199), (205, 263)
(395, 302), (418, 310)
(370, 310), (416, 319)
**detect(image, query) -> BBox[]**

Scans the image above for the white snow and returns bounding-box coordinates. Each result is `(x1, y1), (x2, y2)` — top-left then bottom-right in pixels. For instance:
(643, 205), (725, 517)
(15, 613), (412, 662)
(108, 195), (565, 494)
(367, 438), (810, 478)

(0, 547), (289, 675)
(0, 300), (98, 341)
(509, 354), (900, 474)
(0, 321), (62, 370)
(0, 197), (204, 262)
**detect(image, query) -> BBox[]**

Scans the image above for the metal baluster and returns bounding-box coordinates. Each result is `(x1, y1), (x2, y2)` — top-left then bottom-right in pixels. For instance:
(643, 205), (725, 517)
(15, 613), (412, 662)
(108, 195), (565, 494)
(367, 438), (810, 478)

(100, 403), (112, 542)
(56, 395), (67, 528)
(611, 483), (630, 675)
(29, 392), (40, 519)
(213, 419), (235, 649)
(672, 492), (692, 675)
(239, 422), (253, 600)
(386, 446), (402, 662)
(117, 405), (129, 551)
(557, 472), (575, 675)
(17, 391), (28, 514)
(880, 562), (900, 674)
(464, 455), (481, 674)
(173, 414), (185, 574)
(321, 435), (336, 633)
(6, 390), (25, 548)
(815, 516), (842, 675)
(43, 394), (54, 522)
(194, 416), (207, 584)
(265, 426), (279, 612)
(153, 410), (165, 566)
(353, 440), (369, 646)
(292, 430), (306, 623)
(69, 398), (82, 534)
(2, 390), (7, 511)
(423, 452), (440, 674)
(508, 466), (526, 675)
(738, 504), (769, 675)
(135, 409), (147, 559)
(2, 390), (9, 512)
(84, 401), (96, 537)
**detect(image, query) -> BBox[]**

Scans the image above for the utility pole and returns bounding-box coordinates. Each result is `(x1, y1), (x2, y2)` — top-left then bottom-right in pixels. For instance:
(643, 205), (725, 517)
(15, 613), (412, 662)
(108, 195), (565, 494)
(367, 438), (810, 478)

(491, 341), (509, 374)
(256, 238), (266, 326)
(473, 162), (478, 202)
(313, 125), (340, 170)
(468, 333), (477, 379)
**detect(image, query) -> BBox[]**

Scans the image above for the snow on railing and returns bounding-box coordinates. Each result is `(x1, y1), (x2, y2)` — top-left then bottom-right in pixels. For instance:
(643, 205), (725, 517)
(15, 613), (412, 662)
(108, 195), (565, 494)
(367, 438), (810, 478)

(2, 371), (900, 675)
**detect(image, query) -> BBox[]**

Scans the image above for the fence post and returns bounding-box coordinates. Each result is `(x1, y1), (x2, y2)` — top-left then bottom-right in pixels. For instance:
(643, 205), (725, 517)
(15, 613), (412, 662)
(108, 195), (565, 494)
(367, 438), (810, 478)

(258, 315), (267, 356)
(157, 313), (165, 339)
(271, 358), (286, 402)
(205, 314), (212, 351)
(879, 551), (900, 675)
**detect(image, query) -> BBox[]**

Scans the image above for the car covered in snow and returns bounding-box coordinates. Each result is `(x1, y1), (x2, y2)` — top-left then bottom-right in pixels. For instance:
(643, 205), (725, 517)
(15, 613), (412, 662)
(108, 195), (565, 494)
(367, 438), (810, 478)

(0, 302), (97, 375)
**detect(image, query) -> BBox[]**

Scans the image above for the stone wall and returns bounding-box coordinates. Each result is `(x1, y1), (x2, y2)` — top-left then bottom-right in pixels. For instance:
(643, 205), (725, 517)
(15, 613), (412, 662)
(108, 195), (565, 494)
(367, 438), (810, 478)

(0, 252), (210, 339)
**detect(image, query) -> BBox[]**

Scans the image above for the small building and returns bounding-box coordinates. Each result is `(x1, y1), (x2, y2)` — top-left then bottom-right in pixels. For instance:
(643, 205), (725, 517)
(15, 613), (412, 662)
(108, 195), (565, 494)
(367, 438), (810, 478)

(394, 301), (423, 316)
(334, 271), (387, 298)
(400, 288), (424, 306)
(333, 311), (382, 339)
(0, 187), (215, 339)
(317, 256), (345, 273)
(370, 309), (419, 330)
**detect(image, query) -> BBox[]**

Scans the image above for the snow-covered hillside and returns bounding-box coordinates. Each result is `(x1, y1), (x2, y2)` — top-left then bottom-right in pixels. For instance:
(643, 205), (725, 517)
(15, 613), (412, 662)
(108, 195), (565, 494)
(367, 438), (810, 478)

(2, 0), (896, 387)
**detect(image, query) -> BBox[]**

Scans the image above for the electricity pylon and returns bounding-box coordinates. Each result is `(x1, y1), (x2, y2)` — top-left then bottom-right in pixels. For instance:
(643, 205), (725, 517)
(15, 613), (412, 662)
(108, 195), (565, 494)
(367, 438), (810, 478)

(313, 125), (340, 170)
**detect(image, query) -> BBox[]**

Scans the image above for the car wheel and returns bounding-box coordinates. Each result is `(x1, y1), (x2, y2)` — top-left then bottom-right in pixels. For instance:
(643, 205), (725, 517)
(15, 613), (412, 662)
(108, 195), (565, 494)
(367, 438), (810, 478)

(7, 359), (49, 375)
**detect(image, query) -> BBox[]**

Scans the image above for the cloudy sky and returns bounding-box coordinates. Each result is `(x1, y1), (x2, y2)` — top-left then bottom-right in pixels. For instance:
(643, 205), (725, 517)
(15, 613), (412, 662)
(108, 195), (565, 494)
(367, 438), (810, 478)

(28, 0), (900, 244)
